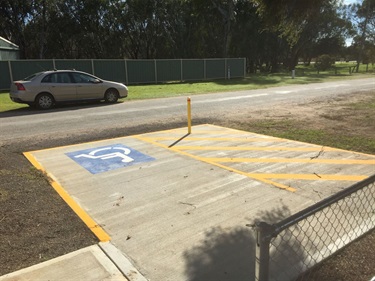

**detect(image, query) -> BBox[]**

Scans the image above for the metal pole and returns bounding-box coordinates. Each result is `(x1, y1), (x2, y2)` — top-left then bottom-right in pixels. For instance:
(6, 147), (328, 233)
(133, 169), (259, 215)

(180, 59), (183, 82)
(154, 59), (157, 83)
(125, 59), (128, 85)
(91, 59), (95, 75)
(255, 222), (274, 281)
(8, 60), (13, 82)
(187, 97), (192, 134)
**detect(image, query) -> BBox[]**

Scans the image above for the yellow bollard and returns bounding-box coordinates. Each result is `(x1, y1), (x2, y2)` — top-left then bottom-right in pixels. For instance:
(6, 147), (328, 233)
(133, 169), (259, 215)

(187, 97), (192, 134)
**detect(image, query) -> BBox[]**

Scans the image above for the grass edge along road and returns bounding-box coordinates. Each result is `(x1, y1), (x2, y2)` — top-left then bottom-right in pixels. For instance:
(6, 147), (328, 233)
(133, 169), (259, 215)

(0, 63), (374, 111)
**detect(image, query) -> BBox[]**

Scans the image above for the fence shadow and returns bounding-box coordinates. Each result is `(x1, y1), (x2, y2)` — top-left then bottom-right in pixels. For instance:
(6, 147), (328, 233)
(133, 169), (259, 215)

(183, 205), (307, 281)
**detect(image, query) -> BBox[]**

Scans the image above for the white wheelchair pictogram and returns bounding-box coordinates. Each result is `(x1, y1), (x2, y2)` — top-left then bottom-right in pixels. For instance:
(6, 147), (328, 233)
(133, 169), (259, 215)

(74, 146), (134, 163)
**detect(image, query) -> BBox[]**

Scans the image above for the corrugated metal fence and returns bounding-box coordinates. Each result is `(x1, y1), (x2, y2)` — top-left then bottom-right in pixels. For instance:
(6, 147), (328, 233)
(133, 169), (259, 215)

(0, 58), (245, 90)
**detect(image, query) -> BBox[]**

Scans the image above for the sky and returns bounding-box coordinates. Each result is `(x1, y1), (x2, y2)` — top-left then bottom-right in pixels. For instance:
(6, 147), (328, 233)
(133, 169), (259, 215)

(343, 0), (361, 4)
(343, 0), (363, 46)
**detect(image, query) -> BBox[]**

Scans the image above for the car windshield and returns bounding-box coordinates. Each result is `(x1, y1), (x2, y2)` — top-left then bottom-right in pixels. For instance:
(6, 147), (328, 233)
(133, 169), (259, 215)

(23, 72), (43, 81)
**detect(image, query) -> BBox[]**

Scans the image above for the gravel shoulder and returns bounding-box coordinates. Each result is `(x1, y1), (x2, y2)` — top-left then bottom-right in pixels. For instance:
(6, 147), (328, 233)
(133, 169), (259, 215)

(0, 90), (374, 279)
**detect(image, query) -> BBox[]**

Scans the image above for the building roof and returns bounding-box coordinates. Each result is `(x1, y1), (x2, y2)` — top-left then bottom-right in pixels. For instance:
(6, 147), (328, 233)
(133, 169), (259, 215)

(0, 36), (19, 50)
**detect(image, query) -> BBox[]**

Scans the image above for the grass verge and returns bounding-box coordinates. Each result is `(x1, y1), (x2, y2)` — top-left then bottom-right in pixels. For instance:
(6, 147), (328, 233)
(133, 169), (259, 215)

(230, 91), (375, 155)
(0, 64), (373, 112)
(241, 120), (375, 154)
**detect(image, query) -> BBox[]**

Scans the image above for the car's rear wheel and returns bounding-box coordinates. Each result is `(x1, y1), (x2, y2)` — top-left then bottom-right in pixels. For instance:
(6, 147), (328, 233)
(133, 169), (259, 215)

(36, 93), (54, 109)
(104, 89), (119, 103)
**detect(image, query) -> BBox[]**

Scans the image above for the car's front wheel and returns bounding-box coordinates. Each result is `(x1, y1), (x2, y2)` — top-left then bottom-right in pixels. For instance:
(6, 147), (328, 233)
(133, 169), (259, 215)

(36, 93), (54, 109)
(104, 89), (119, 103)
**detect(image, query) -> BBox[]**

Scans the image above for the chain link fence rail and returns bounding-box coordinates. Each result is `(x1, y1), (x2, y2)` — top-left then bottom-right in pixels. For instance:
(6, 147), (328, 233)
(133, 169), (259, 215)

(253, 173), (375, 281)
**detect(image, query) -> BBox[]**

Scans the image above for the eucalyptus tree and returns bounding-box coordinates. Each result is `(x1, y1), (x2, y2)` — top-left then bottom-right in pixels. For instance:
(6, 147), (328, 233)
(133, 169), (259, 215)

(0, 0), (33, 58)
(253, 0), (348, 70)
(347, 0), (375, 71)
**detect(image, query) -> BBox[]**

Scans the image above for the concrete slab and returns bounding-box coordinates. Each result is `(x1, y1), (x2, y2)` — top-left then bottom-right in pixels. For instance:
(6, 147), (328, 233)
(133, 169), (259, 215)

(23, 124), (375, 281)
(0, 245), (127, 281)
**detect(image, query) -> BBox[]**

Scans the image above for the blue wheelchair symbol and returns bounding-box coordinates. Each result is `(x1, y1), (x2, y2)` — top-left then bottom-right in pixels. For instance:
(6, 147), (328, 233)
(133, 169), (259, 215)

(74, 146), (134, 163)
(66, 144), (155, 174)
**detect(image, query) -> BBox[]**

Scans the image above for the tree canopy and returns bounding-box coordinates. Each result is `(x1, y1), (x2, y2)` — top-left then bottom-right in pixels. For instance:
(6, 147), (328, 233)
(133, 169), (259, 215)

(0, 0), (373, 72)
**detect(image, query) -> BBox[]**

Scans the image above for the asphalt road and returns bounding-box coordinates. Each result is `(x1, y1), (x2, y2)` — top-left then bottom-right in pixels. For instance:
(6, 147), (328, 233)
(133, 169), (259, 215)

(1, 78), (374, 144)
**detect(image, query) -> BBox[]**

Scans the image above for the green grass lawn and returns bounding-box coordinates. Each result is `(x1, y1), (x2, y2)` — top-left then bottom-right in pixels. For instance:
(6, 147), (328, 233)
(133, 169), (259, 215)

(1, 63), (373, 112)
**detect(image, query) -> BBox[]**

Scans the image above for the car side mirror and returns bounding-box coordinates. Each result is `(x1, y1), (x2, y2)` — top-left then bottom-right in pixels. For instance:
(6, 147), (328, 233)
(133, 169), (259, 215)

(92, 79), (102, 84)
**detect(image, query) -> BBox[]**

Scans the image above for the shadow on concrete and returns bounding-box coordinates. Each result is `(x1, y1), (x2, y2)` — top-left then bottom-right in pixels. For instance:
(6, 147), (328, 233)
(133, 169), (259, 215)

(183, 205), (307, 281)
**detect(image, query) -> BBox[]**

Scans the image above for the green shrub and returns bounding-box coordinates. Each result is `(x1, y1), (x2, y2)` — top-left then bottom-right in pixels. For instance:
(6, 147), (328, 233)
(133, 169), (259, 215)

(315, 54), (336, 71)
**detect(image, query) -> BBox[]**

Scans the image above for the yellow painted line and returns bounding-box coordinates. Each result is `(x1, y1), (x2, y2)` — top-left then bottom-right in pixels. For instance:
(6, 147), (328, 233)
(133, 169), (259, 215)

(248, 173), (367, 181)
(249, 176), (296, 191)
(195, 124), (375, 158)
(136, 125), (375, 192)
(202, 157), (375, 165)
(141, 124), (252, 136)
(205, 161), (297, 192)
(23, 152), (111, 242)
(135, 135), (297, 192)
(177, 130), (249, 134)
(174, 145), (340, 152)
(141, 136), (284, 142)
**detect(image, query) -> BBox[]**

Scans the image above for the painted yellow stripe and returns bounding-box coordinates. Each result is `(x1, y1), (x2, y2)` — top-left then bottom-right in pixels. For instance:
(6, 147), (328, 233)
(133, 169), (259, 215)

(23, 152), (111, 242)
(135, 135), (297, 192)
(135, 127), (373, 192)
(205, 161), (297, 192)
(250, 176), (296, 191)
(203, 157), (375, 165)
(141, 136), (284, 142)
(174, 145), (339, 152)
(248, 173), (367, 181)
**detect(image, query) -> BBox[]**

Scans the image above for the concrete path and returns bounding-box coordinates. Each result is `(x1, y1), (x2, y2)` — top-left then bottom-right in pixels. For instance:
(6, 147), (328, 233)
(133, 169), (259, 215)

(0, 244), (129, 281)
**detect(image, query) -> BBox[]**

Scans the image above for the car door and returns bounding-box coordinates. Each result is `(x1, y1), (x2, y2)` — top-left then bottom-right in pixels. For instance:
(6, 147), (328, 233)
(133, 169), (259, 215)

(42, 72), (77, 101)
(71, 72), (104, 100)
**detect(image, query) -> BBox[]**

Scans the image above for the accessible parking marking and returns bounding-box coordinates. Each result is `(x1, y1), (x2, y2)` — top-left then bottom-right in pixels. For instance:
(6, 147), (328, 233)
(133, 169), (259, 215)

(23, 124), (375, 281)
(135, 124), (375, 192)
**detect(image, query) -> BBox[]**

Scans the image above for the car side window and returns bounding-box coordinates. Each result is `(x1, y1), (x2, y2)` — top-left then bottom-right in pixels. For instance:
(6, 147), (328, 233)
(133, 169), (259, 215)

(42, 73), (71, 83)
(57, 73), (72, 83)
(71, 73), (97, 83)
(41, 74), (56, 83)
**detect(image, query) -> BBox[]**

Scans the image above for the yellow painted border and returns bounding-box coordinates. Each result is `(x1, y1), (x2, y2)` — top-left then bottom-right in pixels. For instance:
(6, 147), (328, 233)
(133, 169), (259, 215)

(23, 152), (111, 242)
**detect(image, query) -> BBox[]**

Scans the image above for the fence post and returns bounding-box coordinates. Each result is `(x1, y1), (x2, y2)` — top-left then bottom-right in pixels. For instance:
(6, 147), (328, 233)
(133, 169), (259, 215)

(255, 221), (276, 281)
(180, 59), (183, 82)
(8, 60), (13, 82)
(154, 59), (157, 83)
(124, 59), (128, 85)
(244, 58), (246, 78)
(91, 59), (95, 75)
(204, 59), (206, 80)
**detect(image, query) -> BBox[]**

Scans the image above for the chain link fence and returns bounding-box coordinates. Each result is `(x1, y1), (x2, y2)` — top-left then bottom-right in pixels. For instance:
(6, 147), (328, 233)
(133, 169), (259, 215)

(253, 174), (375, 281)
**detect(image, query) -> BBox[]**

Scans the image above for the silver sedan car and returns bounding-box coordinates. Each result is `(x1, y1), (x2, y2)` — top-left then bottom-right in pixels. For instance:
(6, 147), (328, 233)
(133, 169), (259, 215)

(10, 70), (128, 109)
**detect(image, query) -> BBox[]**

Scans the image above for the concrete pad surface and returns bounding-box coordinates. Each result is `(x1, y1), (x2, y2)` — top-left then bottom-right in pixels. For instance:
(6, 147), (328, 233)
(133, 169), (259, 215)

(23, 124), (375, 281)
(0, 245), (128, 281)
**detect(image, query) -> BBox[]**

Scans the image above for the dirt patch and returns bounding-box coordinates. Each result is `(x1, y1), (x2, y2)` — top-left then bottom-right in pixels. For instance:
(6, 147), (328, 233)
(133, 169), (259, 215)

(0, 91), (374, 279)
